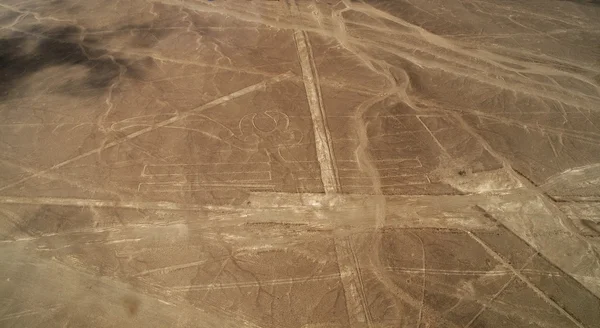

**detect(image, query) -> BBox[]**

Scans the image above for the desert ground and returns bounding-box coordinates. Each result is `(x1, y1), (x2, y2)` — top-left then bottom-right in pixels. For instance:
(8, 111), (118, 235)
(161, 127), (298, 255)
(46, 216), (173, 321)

(1, 0), (600, 327)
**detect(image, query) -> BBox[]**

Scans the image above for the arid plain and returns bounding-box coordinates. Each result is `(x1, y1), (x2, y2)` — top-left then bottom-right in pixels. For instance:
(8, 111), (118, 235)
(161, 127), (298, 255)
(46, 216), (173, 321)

(1, 0), (600, 327)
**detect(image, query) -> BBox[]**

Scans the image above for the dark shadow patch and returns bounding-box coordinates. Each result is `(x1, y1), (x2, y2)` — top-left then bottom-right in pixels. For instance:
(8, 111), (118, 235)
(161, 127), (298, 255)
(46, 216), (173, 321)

(0, 19), (172, 100)
(580, 219), (600, 236)
(1, 26), (136, 99)
(559, 0), (600, 5)
(122, 295), (141, 316)
(16, 204), (95, 236)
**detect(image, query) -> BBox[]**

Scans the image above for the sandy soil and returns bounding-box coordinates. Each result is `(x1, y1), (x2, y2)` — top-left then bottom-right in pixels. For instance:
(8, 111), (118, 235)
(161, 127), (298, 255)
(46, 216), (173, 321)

(1, 0), (599, 327)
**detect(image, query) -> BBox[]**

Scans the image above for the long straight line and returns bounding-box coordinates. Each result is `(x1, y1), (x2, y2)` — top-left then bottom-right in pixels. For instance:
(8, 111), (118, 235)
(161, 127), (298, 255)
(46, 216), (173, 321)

(289, 6), (339, 193)
(0, 195), (209, 211)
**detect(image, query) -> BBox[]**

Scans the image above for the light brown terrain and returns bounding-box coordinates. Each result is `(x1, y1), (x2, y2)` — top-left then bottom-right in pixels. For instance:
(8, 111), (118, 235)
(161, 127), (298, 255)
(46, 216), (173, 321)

(1, 0), (600, 327)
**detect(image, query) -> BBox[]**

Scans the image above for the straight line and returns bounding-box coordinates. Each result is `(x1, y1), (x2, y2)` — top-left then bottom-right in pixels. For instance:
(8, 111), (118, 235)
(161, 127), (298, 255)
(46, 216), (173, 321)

(416, 115), (450, 158)
(452, 112), (600, 298)
(132, 260), (208, 277)
(289, 3), (340, 194)
(142, 172), (271, 177)
(138, 183), (275, 188)
(464, 252), (537, 328)
(469, 232), (586, 328)
(288, 5), (361, 326)
(0, 196), (210, 211)
(0, 73), (293, 192)
(169, 273), (346, 291)
(333, 238), (370, 327)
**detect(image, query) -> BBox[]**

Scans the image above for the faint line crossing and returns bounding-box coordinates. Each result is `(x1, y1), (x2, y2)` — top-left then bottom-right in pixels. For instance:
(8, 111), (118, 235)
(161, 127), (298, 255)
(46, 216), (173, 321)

(469, 232), (587, 328)
(287, 2), (362, 326)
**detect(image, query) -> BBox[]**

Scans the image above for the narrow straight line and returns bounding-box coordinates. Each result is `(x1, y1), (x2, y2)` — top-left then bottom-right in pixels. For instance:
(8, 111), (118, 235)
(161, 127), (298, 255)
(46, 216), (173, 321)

(0, 195), (209, 211)
(469, 232), (587, 328)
